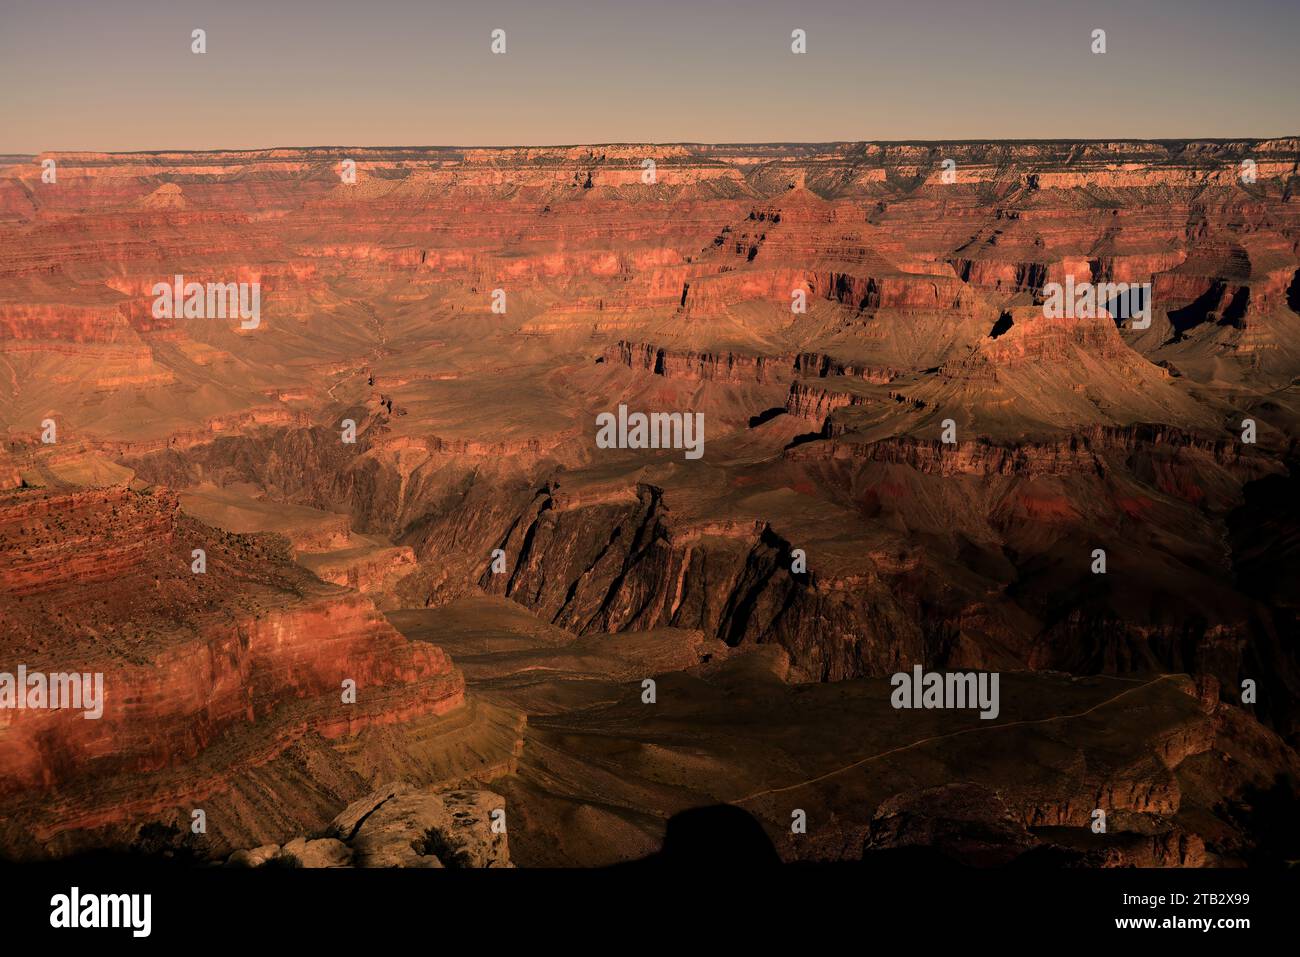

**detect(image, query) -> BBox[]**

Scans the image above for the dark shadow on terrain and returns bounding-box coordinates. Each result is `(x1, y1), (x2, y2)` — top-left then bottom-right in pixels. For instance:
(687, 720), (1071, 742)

(1227, 462), (1300, 738)
(1218, 774), (1300, 867)
(610, 805), (1126, 871)
(0, 822), (210, 868)
(1168, 283), (1225, 338)
(785, 431), (825, 449)
(1219, 286), (1249, 328)
(614, 805), (781, 867)
(748, 407), (786, 428)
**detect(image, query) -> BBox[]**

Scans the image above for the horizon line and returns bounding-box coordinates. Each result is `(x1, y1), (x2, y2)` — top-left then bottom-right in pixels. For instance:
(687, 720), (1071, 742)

(7, 134), (1300, 158)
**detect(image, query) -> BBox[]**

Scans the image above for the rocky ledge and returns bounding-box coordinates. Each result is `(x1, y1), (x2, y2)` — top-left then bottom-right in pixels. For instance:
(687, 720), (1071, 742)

(227, 783), (511, 868)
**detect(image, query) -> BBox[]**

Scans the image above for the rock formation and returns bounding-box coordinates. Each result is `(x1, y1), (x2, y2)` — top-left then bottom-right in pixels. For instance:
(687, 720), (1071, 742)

(228, 783), (511, 868)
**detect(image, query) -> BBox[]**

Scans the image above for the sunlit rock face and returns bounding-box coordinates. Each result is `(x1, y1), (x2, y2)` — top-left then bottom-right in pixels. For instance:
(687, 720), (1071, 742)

(0, 486), (464, 856)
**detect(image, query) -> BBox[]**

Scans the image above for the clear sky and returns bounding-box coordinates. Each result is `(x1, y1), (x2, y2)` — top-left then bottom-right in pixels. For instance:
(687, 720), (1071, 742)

(2, 0), (1297, 152)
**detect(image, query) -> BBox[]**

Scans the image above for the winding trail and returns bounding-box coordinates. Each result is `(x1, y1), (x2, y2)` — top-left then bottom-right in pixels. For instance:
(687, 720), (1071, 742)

(735, 673), (1182, 806)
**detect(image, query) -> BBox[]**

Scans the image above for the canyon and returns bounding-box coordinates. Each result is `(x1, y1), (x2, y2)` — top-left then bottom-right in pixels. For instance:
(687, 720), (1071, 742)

(0, 139), (1298, 867)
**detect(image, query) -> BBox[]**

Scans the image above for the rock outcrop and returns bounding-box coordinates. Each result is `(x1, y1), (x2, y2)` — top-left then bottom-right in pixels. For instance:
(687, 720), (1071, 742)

(228, 783), (511, 868)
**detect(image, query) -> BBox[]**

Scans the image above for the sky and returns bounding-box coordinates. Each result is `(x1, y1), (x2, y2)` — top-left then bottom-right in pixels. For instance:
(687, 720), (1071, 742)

(1, 0), (1297, 152)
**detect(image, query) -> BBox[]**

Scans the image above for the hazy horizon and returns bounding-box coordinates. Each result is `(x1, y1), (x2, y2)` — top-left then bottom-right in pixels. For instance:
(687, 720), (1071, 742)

(6, 134), (1300, 158)
(3, 0), (1298, 153)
